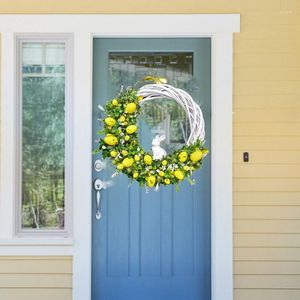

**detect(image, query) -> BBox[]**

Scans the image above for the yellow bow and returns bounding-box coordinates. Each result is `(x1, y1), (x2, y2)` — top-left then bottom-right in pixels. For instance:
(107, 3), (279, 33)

(143, 76), (168, 84)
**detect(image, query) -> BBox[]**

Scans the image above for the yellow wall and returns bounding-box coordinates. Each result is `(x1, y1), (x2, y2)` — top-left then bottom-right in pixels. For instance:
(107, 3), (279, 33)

(1, 1), (300, 300)
(0, 256), (72, 300)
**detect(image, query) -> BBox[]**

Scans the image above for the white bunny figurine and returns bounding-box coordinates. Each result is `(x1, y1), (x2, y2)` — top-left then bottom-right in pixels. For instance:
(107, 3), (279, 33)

(152, 134), (167, 160)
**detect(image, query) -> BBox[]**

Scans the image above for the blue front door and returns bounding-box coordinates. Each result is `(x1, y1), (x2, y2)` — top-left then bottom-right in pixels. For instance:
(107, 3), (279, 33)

(92, 38), (211, 300)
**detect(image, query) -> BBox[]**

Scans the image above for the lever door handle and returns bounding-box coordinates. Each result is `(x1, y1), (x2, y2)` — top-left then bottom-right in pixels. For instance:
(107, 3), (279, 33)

(94, 178), (104, 220)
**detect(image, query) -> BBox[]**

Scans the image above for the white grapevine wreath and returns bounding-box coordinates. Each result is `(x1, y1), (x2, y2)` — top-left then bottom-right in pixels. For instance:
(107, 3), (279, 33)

(96, 78), (208, 188)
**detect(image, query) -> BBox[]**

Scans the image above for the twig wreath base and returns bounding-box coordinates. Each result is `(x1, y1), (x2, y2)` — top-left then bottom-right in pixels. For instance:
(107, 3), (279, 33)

(97, 83), (208, 188)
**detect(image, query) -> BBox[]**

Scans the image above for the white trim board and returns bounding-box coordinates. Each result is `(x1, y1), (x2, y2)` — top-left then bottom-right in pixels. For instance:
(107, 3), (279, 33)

(14, 34), (73, 238)
(0, 14), (240, 300)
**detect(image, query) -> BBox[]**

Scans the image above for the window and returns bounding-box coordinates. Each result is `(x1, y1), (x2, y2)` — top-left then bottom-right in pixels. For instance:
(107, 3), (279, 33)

(16, 35), (72, 236)
(108, 52), (194, 151)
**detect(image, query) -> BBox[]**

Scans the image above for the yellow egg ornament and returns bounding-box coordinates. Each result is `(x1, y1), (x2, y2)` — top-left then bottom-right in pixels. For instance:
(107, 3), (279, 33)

(178, 151), (188, 162)
(144, 155), (153, 165)
(174, 169), (184, 181)
(104, 117), (116, 127)
(104, 135), (118, 146)
(126, 125), (138, 134)
(190, 150), (203, 163)
(125, 103), (137, 114)
(133, 172), (139, 179)
(146, 175), (156, 187)
(122, 157), (134, 168)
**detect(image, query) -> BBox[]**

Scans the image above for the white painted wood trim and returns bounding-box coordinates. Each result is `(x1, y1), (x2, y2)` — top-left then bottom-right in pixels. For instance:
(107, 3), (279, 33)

(0, 14), (240, 34)
(0, 32), (15, 239)
(211, 33), (234, 300)
(14, 34), (73, 237)
(0, 14), (240, 300)
(72, 31), (93, 300)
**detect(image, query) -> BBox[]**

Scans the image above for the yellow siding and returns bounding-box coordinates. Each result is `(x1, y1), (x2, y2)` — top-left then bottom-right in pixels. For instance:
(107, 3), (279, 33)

(232, 4), (300, 297)
(0, 1), (300, 300)
(0, 256), (72, 300)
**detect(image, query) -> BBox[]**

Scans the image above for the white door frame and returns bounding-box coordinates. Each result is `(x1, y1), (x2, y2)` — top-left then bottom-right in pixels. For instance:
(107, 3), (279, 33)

(0, 14), (240, 300)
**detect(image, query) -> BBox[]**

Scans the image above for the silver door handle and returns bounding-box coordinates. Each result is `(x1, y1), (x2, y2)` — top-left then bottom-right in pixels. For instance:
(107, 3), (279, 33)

(94, 178), (104, 220)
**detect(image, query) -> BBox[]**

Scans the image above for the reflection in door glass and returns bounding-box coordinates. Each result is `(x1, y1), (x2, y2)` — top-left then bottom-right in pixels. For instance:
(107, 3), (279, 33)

(109, 52), (195, 152)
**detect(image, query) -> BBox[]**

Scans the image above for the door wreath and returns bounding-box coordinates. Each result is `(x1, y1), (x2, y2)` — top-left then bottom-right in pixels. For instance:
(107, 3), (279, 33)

(97, 79), (208, 188)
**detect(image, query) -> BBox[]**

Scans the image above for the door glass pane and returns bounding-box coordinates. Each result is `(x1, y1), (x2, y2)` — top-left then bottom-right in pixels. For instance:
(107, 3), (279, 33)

(21, 42), (65, 230)
(108, 52), (194, 153)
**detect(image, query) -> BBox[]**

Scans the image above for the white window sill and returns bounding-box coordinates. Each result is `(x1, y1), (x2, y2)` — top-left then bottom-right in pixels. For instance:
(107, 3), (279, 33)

(0, 237), (73, 246)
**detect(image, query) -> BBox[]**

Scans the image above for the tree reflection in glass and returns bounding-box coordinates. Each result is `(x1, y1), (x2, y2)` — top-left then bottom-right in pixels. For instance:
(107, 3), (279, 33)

(108, 52), (195, 154)
(21, 43), (65, 230)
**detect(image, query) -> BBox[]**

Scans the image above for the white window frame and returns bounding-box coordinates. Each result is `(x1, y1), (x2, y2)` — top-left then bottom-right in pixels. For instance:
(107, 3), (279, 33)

(15, 34), (73, 237)
(0, 14), (240, 300)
